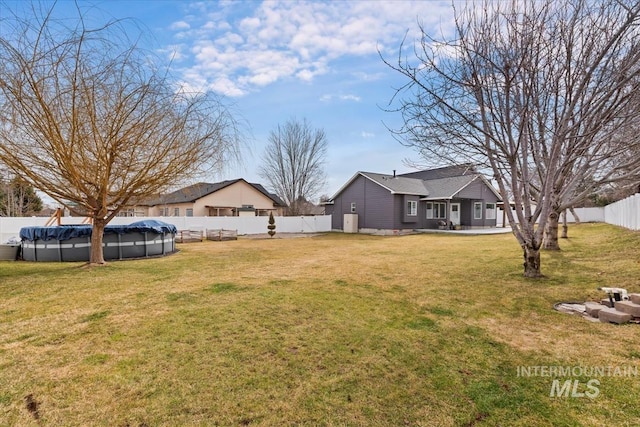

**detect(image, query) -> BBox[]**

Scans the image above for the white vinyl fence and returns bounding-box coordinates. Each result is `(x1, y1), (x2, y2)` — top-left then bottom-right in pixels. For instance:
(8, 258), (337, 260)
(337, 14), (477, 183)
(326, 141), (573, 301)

(1, 194), (637, 243)
(496, 194), (640, 232)
(0, 215), (332, 243)
(496, 206), (605, 227)
(605, 193), (640, 231)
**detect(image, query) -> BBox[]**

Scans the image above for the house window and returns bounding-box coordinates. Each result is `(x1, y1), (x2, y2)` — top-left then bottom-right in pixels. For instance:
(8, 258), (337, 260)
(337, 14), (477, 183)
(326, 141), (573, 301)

(186, 208), (193, 217)
(474, 202), (483, 219)
(117, 208), (134, 217)
(159, 207), (168, 216)
(486, 203), (496, 220)
(407, 200), (417, 216)
(426, 202), (446, 219)
(350, 202), (356, 213)
(174, 207), (180, 216)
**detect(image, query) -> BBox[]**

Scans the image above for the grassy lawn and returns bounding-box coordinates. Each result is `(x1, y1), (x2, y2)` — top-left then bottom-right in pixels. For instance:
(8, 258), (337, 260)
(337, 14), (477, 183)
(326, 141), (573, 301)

(1, 223), (639, 426)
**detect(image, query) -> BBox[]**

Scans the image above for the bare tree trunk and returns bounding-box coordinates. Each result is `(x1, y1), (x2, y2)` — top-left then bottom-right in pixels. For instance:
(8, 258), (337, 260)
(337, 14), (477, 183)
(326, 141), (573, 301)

(561, 209), (569, 239)
(543, 209), (561, 250)
(560, 206), (581, 239)
(523, 245), (543, 278)
(16, 185), (26, 216)
(89, 219), (107, 265)
(569, 207), (580, 224)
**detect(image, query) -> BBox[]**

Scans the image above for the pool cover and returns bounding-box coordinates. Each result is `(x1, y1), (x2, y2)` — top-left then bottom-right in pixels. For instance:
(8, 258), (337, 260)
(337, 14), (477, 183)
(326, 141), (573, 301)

(20, 220), (178, 241)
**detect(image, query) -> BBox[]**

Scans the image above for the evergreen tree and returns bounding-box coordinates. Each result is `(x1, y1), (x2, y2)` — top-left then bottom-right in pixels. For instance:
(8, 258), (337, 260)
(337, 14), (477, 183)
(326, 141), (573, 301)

(267, 212), (276, 238)
(0, 177), (43, 216)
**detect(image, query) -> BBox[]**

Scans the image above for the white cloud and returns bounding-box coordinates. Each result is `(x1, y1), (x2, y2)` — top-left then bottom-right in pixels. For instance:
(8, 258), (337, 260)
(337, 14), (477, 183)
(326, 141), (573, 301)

(340, 94), (361, 102)
(208, 77), (245, 97)
(352, 71), (385, 82)
(361, 131), (375, 138)
(158, 44), (187, 62)
(319, 93), (361, 103)
(168, 0), (456, 97)
(296, 69), (315, 82)
(215, 32), (244, 47)
(170, 20), (191, 31)
(239, 16), (261, 31)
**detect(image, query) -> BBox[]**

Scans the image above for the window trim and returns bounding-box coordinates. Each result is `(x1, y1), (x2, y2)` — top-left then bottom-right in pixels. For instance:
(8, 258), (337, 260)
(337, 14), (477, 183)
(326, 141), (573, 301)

(485, 203), (496, 220)
(474, 202), (483, 219)
(426, 202), (446, 219)
(407, 200), (417, 216)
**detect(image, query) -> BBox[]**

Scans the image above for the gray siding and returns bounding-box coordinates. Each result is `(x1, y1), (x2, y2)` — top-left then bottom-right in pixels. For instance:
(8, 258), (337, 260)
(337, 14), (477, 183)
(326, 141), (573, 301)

(457, 178), (499, 202)
(459, 199), (473, 226)
(325, 203), (337, 227)
(402, 195), (420, 224)
(391, 195), (408, 229)
(331, 171), (500, 231)
(422, 201), (450, 229)
(455, 179), (499, 227)
(331, 175), (395, 230)
(363, 178), (395, 229)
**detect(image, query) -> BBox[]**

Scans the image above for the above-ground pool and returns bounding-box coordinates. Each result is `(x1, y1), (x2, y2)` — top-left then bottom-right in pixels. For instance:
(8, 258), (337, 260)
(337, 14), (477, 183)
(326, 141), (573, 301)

(20, 220), (177, 262)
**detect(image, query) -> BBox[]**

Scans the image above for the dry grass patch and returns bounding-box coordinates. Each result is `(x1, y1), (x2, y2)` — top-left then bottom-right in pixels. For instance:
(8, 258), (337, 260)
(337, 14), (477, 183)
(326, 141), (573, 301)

(1, 224), (639, 426)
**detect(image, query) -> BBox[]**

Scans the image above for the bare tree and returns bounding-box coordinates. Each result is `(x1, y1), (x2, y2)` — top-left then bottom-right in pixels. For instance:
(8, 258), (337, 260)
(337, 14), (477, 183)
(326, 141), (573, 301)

(258, 118), (328, 216)
(0, 3), (241, 264)
(544, 117), (640, 248)
(384, 0), (640, 277)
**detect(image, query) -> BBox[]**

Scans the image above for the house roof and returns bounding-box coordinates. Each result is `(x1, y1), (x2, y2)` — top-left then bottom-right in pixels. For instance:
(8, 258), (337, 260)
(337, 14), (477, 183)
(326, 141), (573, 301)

(147, 179), (286, 207)
(330, 166), (502, 201)
(421, 175), (479, 200)
(399, 164), (477, 180)
(251, 183), (287, 207)
(359, 172), (429, 196)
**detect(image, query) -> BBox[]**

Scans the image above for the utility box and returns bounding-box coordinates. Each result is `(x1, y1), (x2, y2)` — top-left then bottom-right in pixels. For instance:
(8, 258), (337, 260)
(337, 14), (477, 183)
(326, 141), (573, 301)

(344, 214), (358, 233)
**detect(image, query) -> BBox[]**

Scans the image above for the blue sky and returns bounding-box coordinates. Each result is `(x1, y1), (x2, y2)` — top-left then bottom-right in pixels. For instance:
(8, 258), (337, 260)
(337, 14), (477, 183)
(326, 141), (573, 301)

(6, 0), (458, 199)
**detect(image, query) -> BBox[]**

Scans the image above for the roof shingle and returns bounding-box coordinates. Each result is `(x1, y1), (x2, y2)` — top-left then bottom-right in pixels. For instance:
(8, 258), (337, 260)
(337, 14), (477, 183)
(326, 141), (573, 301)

(359, 172), (429, 196)
(145, 179), (285, 206)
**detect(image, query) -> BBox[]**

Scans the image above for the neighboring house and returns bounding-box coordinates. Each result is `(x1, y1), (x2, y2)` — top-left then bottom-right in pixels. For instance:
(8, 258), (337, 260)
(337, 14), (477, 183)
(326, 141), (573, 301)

(129, 179), (285, 217)
(324, 165), (501, 231)
(293, 198), (326, 216)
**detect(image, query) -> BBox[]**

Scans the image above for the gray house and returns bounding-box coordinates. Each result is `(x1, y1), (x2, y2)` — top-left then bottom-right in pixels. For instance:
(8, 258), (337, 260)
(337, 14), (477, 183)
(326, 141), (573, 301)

(325, 165), (501, 232)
